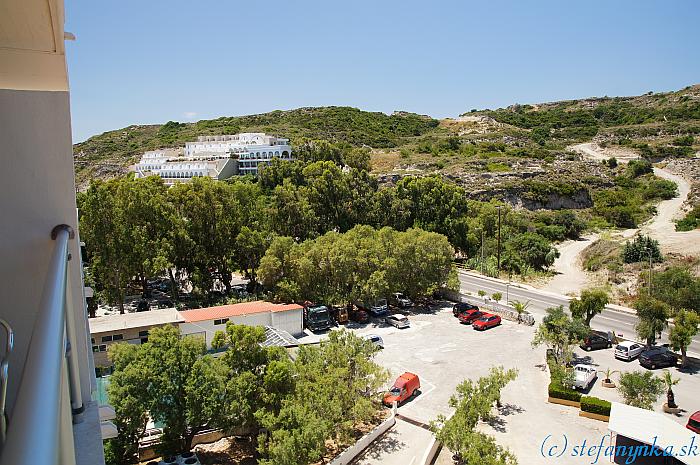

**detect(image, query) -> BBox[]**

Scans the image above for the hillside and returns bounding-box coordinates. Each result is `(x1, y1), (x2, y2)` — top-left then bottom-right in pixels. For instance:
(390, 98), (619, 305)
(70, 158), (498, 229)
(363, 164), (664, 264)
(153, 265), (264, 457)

(73, 106), (439, 187)
(73, 85), (700, 190)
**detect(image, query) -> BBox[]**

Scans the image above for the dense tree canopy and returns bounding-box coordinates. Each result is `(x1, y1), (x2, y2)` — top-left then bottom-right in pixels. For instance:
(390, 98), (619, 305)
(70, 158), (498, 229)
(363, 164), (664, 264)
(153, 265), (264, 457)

(258, 226), (456, 304)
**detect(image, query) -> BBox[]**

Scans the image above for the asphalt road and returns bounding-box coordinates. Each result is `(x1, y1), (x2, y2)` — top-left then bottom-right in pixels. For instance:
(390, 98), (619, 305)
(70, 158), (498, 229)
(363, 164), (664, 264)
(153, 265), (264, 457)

(457, 270), (700, 358)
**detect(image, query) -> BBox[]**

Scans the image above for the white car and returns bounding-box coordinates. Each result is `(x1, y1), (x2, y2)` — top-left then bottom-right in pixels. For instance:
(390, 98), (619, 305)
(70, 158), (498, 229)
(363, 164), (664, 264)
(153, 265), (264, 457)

(363, 334), (384, 349)
(392, 292), (413, 308)
(615, 341), (645, 361)
(572, 364), (597, 390)
(385, 314), (410, 329)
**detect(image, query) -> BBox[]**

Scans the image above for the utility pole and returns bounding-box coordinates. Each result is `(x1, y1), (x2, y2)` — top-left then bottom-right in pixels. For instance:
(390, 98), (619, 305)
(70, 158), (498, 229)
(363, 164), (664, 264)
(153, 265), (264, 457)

(648, 250), (653, 296)
(496, 205), (502, 274)
(481, 230), (485, 275)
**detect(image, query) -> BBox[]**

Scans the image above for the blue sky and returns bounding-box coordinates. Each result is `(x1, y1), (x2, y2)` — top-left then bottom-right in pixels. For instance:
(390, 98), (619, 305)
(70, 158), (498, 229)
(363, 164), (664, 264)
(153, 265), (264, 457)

(66, 0), (700, 142)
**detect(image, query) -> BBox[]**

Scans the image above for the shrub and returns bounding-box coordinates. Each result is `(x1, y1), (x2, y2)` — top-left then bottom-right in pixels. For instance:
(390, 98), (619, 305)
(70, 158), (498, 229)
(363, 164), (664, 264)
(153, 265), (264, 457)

(676, 204), (700, 231)
(626, 160), (653, 178)
(622, 234), (662, 264)
(548, 380), (582, 402)
(491, 292), (502, 301)
(580, 396), (612, 416)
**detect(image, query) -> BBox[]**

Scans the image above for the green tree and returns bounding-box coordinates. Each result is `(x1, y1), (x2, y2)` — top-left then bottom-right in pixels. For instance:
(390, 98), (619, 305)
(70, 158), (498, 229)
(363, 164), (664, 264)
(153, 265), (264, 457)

(532, 306), (588, 365)
(622, 234), (662, 264)
(143, 325), (208, 454)
(506, 232), (559, 270)
(431, 367), (518, 465)
(104, 343), (151, 465)
(617, 371), (664, 410)
(510, 300), (530, 324)
(79, 179), (134, 313)
(569, 288), (609, 326)
(236, 227), (274, 285)
(634, 295), (669, 345)
(669, 309), (700, 367)
(661, 370), (680, 409)
(648, 266), (700, 311)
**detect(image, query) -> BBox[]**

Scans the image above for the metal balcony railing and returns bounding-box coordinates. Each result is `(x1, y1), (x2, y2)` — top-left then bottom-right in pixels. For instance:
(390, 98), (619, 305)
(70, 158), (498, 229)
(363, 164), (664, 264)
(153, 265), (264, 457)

(0, 225), (83, 465)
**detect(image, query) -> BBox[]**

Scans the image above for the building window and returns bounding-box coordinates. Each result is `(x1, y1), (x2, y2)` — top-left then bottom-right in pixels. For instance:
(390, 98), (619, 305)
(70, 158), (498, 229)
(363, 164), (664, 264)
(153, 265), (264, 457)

(138, 330), (149, 337)
(214, 318), (229, 326)
(92, 345), (107, 353)
(91, 337), (95, 344)
(102, 334), (123, 342)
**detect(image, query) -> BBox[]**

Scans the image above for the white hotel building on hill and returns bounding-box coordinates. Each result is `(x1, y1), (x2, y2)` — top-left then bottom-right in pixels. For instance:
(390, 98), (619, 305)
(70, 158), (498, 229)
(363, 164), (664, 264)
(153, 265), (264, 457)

(133, 133), (293, 184)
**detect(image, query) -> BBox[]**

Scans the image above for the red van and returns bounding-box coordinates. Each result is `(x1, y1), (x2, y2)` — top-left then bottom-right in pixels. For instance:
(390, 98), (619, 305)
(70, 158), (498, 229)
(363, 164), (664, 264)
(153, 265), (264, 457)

(383, 372), (420, 406)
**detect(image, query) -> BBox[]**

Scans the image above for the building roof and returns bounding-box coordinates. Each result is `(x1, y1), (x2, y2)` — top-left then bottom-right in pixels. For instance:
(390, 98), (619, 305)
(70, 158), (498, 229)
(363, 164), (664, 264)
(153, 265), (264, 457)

(89, 308), (183, 334)
(179, 300), (303, 323)
(262, 326), (301, 348)
(608, 402), (700, 465)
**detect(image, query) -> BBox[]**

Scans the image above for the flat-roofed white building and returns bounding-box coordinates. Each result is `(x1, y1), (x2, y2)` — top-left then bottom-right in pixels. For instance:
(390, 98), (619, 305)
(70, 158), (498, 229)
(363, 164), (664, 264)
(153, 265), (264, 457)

(178, 300), (304, 348)
(133, 132), (293, 183)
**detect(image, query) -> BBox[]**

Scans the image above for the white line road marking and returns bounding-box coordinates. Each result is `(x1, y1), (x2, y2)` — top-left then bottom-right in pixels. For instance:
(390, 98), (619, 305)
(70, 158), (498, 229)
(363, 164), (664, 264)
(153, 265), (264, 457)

(408, 456), (416, 465)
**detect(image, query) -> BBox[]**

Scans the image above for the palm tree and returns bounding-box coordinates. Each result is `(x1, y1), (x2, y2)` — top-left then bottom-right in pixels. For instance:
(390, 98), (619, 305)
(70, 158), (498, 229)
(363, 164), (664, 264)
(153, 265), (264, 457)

(598, 367), (620, 387)
(662, 370), (680, 409)
(510, 300), (530, 324)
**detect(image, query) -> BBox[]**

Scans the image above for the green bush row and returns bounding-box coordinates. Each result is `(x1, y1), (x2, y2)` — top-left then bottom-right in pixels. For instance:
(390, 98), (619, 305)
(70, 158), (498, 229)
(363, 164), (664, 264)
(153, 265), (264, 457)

(548, 381), (582, 402)
(580, 396), (612, 416)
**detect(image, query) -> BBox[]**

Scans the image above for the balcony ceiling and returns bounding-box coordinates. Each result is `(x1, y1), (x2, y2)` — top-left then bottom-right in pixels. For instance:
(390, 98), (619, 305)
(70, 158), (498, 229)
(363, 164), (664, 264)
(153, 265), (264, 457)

(0, 0), (69, 91)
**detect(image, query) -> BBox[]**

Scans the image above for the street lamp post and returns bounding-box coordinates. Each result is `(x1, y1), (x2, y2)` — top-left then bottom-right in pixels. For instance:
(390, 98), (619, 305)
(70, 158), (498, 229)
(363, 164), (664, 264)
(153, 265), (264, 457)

(496, 206), (502, 274)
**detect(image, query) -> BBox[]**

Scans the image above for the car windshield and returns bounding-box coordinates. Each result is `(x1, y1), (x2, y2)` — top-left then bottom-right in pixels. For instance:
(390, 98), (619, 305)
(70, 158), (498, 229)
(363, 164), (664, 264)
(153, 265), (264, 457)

(575, 366), (588, 373)
(389, 387), (401, 395)
(478, 317), (489, 322)
(689, 418), (700, 428)
(376, 299), (387, 307)
(615, 345), (628, 351)
(309, 309), (328, 321)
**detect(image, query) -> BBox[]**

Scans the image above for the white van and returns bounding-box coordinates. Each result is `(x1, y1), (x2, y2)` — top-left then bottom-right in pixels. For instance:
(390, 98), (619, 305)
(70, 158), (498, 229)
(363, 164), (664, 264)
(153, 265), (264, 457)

(614, 341), (644, 361)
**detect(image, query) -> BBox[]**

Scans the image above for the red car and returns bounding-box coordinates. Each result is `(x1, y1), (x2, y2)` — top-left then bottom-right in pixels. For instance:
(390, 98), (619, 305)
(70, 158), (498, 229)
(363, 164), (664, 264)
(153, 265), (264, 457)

(687, 411), (700, 434)
(458, 309), (484, 324)
(472, 313), (501, 330)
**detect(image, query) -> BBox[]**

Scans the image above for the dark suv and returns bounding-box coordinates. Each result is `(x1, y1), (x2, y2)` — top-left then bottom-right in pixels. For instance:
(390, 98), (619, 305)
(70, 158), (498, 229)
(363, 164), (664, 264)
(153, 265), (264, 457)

(580, 333), (612, 351)
(453, 302), (479, 317)
(639, 346), (677, 370)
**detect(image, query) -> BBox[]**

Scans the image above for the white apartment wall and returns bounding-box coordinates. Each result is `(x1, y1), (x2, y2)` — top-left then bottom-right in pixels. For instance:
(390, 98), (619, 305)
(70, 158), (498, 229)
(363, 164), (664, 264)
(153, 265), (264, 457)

(0, 89), (93, 415)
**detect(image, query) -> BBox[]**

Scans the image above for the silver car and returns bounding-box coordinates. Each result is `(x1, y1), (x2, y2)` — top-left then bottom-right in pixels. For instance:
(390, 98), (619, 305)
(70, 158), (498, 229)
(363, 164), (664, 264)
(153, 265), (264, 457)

(615, 341), (645, 361)
(385, 314), (410, 329)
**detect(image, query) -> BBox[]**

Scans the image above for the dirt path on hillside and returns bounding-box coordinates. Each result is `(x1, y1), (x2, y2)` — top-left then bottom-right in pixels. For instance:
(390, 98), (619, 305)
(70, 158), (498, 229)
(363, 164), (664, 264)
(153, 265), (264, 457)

(642, 167), (700, 255)
(543, 234), (599, 295)
(539, 144), (700, 295)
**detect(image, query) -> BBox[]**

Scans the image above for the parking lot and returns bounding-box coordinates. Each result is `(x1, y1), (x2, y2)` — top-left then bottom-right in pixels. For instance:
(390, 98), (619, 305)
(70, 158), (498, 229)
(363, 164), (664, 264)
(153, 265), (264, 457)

(348, 302), (700, 465)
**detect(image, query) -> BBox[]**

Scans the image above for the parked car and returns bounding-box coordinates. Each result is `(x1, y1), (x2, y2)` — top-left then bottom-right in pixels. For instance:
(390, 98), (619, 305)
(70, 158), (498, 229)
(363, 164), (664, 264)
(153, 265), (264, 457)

(357, 299), (389, 317)
(363, 334), (384, 349)
(457, 309), (483, 324)
(639, 346), (677, 369)
(572, 364), (597, 390)
(383, 372), (420, 406)
(580, 333), (612, 351)
(452, 302), (479, 317)
(614, 341), (645, 361)
(391, 292), (413, 308)
(385, 314), (410, 329)
(349, 306), (369, 323)
(686, 411), (700, 434)
(472, 314), (501, 330)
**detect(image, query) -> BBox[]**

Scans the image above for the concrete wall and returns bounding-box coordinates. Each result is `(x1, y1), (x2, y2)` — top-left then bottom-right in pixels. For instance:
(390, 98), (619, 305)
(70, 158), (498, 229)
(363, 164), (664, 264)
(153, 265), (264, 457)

(179, 309), (303, 348)
(0, 88), (93, 413)
(327, 411), (396, 465)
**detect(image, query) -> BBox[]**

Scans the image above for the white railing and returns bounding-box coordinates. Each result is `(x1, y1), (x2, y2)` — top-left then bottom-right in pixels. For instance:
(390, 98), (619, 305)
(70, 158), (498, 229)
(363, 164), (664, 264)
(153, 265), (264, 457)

(1, 225), (82, 465)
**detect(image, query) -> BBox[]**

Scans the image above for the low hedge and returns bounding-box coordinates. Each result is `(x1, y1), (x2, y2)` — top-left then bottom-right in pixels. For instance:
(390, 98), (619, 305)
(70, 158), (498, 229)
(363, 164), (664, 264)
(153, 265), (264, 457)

(580, 396), (612, 416)
(548, 381), (582, 402)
